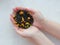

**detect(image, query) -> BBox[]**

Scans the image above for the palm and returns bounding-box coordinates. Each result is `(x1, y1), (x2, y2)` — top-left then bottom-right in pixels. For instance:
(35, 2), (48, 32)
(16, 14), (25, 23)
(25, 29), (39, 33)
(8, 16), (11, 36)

(15, 26), (39, 38)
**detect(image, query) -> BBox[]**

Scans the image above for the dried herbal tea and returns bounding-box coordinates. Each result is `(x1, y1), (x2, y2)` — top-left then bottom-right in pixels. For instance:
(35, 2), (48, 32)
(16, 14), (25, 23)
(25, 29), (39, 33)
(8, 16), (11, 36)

(14, 10), (34, 29)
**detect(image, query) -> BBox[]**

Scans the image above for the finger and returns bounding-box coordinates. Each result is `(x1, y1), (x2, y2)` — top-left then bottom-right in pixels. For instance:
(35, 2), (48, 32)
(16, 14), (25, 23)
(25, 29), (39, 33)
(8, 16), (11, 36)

(10, 14), (19, 26)
(13, 7), (26, 12)
(10, 15), (19, 30)
(25, 8), (36, 14)
(10, 14), (16, 23)
(10, 14), (26, 31)
(13, 7), (31, 15)
(13, 8), (18, 12)
(13, 7), (36, 14)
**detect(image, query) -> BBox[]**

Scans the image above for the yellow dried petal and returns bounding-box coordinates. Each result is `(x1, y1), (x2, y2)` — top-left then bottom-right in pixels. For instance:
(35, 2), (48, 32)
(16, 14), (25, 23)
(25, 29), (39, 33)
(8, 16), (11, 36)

(22, 17), (24, 21)
(21, 23), (24, 27)
(26, 22), (29, 24)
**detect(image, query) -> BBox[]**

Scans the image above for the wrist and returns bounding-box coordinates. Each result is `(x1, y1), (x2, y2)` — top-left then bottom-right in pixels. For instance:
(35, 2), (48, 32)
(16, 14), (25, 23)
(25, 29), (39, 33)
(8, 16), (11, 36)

(40, 18), (47, 30)
(31, 31), (55, 45)
(31, 30), (46, 40)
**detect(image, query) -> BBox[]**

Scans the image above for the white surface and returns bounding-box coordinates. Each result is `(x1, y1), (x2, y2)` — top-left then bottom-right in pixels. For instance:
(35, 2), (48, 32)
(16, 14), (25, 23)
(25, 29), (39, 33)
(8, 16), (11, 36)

(0, 0), (60, 45)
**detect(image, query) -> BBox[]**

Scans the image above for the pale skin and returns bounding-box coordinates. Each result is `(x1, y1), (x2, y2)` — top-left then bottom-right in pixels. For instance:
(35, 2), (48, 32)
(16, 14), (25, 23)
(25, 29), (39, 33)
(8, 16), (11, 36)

(10, 7), (60, 45)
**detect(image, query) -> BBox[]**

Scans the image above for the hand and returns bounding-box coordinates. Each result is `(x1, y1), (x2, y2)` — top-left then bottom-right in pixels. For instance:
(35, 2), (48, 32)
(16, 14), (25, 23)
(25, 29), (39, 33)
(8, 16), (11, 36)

(12, 7), (45, 29)
(10, 7), (40, 38)
(10, 15), (54, 45)
(10, 15), (40, 38)
(10, 7), (55, 45)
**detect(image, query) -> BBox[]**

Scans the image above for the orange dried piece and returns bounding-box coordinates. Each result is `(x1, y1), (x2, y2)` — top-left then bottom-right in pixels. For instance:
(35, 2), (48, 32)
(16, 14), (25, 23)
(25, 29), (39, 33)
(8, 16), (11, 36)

(19, 11), (24, 15)
(16, 24), (19, 26)
(14, 21), (17, 24)
(28, 17), (30, 19)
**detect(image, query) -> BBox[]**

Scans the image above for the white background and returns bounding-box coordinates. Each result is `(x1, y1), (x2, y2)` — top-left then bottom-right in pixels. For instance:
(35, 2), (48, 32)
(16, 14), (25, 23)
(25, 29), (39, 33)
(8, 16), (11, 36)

(0, 0), (60, 45)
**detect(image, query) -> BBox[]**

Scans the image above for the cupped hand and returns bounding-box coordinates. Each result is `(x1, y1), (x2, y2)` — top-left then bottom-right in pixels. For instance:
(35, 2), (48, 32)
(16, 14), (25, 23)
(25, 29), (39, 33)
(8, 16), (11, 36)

(12, 7), (45, 29)
(10, 7), (45, 38)
(10, 15), (40, 38)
